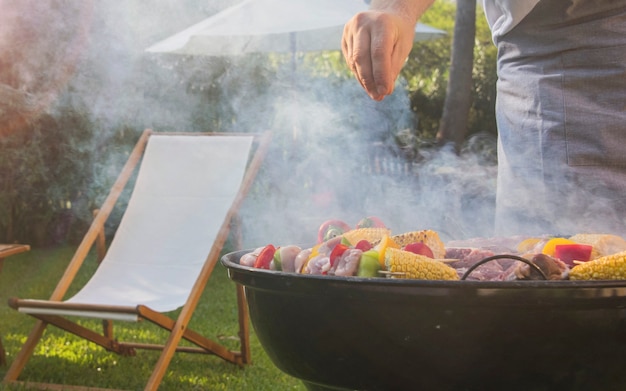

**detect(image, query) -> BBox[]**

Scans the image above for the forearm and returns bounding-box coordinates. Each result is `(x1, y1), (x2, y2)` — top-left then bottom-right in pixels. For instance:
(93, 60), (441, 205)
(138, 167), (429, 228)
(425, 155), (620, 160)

(370, 0), (435, 25)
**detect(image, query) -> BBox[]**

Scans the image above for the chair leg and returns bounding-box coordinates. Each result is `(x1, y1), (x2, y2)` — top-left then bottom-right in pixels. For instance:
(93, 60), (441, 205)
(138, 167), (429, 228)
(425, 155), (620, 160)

(144, 319), (186, 391)
(102, 319), (113, 339)
(236, 283), (251, 364)
(2, 320), (48, 382)
(229, 214), (250, 364)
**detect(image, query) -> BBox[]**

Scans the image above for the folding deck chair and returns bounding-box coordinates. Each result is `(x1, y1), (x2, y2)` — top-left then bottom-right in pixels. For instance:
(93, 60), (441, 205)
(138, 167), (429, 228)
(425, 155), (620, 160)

(3, 129), (271, 390)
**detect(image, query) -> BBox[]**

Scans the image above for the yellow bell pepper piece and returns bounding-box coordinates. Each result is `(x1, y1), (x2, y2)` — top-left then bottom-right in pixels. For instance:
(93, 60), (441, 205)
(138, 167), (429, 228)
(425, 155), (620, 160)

(300, 244), (322, 274)
(375, 235), (401, 267)
(542, 237), (576, 256)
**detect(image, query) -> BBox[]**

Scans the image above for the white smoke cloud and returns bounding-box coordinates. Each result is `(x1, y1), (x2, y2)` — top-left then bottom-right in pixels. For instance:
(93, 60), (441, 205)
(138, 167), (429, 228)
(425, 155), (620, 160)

(1, 0), (499, 247)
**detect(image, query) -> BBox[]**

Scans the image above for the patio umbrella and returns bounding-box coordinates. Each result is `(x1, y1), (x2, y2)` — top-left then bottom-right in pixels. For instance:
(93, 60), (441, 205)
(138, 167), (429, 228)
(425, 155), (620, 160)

(146, 0), (446, 57)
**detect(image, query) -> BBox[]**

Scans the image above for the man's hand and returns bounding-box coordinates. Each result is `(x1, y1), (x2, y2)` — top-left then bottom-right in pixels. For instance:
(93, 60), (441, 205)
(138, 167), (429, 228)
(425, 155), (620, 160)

(341, 1), (432, 101)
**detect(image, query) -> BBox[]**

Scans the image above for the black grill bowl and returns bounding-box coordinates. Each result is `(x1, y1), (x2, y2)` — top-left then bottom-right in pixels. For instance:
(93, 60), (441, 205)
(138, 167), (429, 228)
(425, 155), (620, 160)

(221, 249), (626, 391)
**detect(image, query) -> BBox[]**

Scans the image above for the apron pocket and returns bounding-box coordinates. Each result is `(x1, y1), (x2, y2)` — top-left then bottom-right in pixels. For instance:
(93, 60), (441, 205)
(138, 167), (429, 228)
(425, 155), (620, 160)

(562, 44), (626, 167)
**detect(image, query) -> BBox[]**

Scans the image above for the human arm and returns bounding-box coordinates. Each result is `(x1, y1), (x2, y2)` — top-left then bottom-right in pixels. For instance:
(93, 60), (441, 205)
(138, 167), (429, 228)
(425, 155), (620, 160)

(341, 0), (435, 101)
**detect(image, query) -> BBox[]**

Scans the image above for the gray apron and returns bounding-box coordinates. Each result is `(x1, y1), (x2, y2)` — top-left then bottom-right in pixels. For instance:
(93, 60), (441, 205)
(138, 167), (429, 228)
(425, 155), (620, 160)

(494, 0), (626, 236)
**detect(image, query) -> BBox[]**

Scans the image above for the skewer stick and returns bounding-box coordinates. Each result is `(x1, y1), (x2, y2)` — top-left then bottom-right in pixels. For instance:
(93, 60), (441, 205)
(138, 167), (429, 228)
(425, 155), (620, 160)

(436, 258), (459, 263)
(378, 270), (406, 278)
(378, 258), (460, 277)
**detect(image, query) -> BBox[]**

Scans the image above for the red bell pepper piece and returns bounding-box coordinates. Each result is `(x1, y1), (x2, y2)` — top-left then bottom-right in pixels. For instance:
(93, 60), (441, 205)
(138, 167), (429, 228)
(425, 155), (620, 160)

(254, 244), (276, 269)
(554, 244), (593, 266)
(329, 243), (350, 268)
(355, 239), (373, 251)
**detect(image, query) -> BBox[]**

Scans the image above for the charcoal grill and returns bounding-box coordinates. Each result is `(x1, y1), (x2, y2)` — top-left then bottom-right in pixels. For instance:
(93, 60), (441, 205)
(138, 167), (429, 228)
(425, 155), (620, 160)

(221, 248), (626, 391)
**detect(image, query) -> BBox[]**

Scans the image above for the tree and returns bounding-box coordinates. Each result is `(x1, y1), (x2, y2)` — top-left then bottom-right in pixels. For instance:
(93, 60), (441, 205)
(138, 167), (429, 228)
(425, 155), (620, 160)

(436, 0), (476, 151)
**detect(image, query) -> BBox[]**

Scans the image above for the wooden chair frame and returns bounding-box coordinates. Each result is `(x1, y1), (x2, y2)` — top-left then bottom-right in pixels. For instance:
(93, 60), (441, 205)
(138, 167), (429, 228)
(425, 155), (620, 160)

(3, 129), (272, 390)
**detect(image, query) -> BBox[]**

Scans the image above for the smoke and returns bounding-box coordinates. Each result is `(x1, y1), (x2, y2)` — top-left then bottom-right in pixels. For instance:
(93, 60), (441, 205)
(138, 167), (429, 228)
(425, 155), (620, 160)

(1, 0), (499, 246)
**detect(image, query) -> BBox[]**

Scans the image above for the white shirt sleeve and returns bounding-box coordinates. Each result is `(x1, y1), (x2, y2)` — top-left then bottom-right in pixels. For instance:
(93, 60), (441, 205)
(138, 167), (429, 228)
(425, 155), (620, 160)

(481, 0), (541, 39)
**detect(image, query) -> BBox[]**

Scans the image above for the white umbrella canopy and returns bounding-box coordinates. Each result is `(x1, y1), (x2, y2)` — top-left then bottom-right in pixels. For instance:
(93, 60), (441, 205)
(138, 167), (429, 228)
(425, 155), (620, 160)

(146, 0), (445, 56)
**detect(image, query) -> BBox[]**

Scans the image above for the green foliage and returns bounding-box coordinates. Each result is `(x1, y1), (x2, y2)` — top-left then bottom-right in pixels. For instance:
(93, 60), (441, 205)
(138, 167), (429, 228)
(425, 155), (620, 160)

(0, 110), (93, 246)
(0, 106), (144, 246)
(301, 1), (498, 161)
(403, 1), (497, 141)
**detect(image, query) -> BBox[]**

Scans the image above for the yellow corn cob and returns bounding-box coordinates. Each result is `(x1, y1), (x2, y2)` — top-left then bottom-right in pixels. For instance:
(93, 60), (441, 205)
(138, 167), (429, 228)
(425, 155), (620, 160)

(384, 248), (459, 280)
(568, 233), (626, 260)
(342, 228), (391, 246)
(569, 250), (626, 280)
(389, 230), (446, 259)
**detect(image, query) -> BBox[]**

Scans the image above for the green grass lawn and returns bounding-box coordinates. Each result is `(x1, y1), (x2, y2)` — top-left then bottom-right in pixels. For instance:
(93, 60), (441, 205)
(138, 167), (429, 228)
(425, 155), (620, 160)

(0, 246), (306, 390)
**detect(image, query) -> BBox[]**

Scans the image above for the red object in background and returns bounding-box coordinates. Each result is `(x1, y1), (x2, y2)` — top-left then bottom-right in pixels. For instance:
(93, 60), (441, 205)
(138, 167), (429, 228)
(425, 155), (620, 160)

(317, 219), (351, 243)
(0, 1), (94, 137)
(554, 244), (593, 266)
(355, 216), (386, 229)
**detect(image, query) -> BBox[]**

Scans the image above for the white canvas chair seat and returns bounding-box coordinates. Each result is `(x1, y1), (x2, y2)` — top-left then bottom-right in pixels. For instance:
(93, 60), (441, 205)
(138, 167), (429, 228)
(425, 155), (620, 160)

(4, 129), (271, 391)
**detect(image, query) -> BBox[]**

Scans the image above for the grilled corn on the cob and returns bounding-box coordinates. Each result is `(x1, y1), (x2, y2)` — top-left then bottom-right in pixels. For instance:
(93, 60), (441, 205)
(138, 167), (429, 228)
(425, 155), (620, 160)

(342, 228), (391, 245)
(385, 248), (459, 280)
(389, 230), (446, 259)
(568, 234), (626, 260)
(569, 250), (626, 280)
